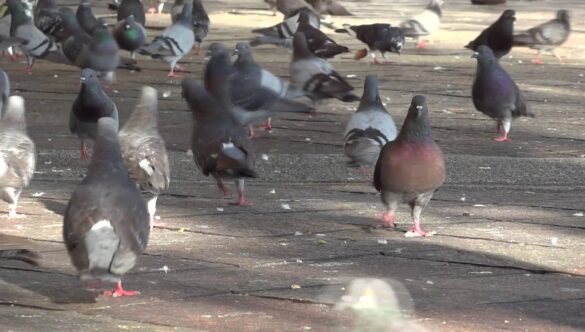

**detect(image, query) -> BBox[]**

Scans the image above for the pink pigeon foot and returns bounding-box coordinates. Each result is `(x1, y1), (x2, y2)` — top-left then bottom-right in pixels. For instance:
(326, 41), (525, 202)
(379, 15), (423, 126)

(494, 134), (510, 142)
(150, 219), (165, 230)
(416, 40), (427, 49)
(229, 189), (252, 206)
(259, 119), (272, 130)
(167, 70), (180, 78)
(80, 142), (90, 160)
(24, 66), (33, 75)
(103, 281), (140, 297)
(533, 56), (543, 65)
(215, 177), (228, 196)
(405, 221), (431, 237)
(381, 212), (396, 228)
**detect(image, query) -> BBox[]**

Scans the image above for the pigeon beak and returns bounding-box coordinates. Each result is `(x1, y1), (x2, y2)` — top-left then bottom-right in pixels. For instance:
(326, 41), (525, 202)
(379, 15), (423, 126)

(471, 52), (479, 59)
(232, 49), (238, 56)
(415, 105), (424, 118)
(80, 76), (86, 83)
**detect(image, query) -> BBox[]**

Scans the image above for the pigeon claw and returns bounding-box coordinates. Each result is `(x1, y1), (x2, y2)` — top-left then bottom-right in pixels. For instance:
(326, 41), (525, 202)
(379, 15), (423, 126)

(381, 212), (396, 228)
(532, 57), (543, 65)
(405, 222), (433, 237)
(103, 282), (140, 297)
(416, 40), (427, 49)
(354, 49), (368, 60)
(80, 143), (90, 160)
(150, 219), (165, 230)
(494, 135), (510, 142)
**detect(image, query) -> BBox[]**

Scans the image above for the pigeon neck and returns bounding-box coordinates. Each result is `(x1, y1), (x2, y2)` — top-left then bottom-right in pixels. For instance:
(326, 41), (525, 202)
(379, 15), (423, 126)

(358, 88), (383, 111)
(398, 115), (433, 144)
(234, 52), (255, 67)
(293, 37), (313, 61)
(90, 135), (125, 174)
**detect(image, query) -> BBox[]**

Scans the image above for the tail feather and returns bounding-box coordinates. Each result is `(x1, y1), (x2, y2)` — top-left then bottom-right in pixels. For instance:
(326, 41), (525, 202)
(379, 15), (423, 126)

(513, 33), (534, 47)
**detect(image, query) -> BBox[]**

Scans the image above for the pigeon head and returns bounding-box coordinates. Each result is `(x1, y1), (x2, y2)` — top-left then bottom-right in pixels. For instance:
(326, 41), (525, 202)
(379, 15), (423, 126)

(125, 14), (136, 28)
(358, 75), (383, 111)
(472, 45), (497, 68)
(499, 9), (516, 22)
(1, 96), (27, 131)
(427, 0), (443, 17)
(233, 42), (254, 63)
(205, 43), (227, 62)
(292, 32), (313, 61)
(80, 68), (99, 85)
(398, 95), (433, 142)
(80, 0), (91, 6)
(557, 10), (569, 22)
(181, 79), (216, 118)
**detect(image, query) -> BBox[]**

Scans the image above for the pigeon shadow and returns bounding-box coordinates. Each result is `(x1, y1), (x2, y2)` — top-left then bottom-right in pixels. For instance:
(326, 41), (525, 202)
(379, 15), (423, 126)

(40, 199), (68, 216)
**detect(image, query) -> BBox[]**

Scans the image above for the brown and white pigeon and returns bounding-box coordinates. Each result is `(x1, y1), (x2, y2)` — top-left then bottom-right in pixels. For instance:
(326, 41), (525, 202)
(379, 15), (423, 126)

(513, 10), (570, 65)
(289, 32), (359, 104)
(472, 45), (533, 141)
(63, 117), (150, 297)
(373, 95), (445, 237)
(119, 87), (170, 230)
(0, 96), (35, 219)
(465, 9), (515, 59)
(399, 0), (443, 49)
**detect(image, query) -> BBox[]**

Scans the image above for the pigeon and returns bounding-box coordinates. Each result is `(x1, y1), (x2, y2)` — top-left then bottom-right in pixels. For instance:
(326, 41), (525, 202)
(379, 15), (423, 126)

(138, 1), (194, 77)
(0, 69), (10, 117)
(373, 95), (445, 237)
(399, 0), (443, 49)
(6, 0), (69, 74)
(250, 7), (319, 47)
(70, 68), (119, 160)
(513, 10), (570, 65)
(230, 42), (311, 136)
(0, 233), (39, 266)
(76, 0), (98, 35)
(119, 87), (170, 230)
(289, 32), (359, 103)
(471, 45), (533, 141)
(0, 96), (36, 219)
(306, 0), (352, 16)
(465, 9), (515, 59)
(113, 14), (146, 60)
(336, 23), (404, 64)
(192, 0), (209, 54)
(344, 75), (397, 170)
(116, 0), (146, 26)
(34, 0), (67, 42)
(295, 10), (349, 58)
(63, 117), (150, 297)
(182, 79), (258, 206)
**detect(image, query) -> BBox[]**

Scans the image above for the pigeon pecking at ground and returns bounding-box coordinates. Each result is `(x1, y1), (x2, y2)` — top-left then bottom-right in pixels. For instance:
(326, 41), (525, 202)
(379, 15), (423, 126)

(344, 75), (397, 172)
(373, 95), (445, 237)
(0, 96), (36, 219)
(471, 45), (534, 141)
(64, 117), (150, 298)
(465, 9), (515, 59)
(399, 0), (443, 49)
(70, 68), (119, 160)
(119, 86), (170, 230)
(513, 10), (570, 65)
(336, 23), (404, 64)
(113, 14), (147, 60)
(289, 32), (359, 104)
(139, 1), (194, 77)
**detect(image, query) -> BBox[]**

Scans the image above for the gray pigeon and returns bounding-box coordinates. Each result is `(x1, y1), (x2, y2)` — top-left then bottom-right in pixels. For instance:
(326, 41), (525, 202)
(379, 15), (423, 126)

(0, 69), (10, 117)
(230, 42), (311, 137)
(513, 10), (570, 64)
(399, 0), (443, 49)
(113, 14), (146, 60)
(119, 87), (170, 230)
(139, 1), (194, 77)
(289, 32), (359, 104)
(0, 233), (39, 266)
(70, 68), (119, 160)
(182, 79), (257, 206)
(63, 117), (150, 297)
(0, 96), (36, 218)
(472, 45), (534, 141)
(373, 95), (445, 237)
(6, 0), (69, 74)
(76, 0), (98, 35)
(344, 75), (397, 170)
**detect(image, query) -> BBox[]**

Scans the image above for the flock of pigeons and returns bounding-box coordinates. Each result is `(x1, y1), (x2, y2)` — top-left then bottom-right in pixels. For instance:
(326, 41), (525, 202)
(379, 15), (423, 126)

(0, 0), (574, 297)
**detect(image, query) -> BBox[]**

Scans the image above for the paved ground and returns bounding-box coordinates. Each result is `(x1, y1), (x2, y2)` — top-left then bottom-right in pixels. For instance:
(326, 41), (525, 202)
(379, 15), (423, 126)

(1, 0), (585, 331)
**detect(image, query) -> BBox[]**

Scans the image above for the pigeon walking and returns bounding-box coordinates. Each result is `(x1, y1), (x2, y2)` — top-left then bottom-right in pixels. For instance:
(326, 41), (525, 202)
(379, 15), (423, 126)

(0, 96), (36, 218)
(0, 69), (10, 117)
(290, 32), (359, 103)
(76, 0), (98, 35)
(63, 117), (150, 297)
(513, 10), (570, 65)
(0, 233), (39, 266)
(119, 87), (170, 230)
(70, 69), (119, 160)
(192, 0), (209, 54)
(139, 1), (194, 77)
(6, 0), (69, 74)
(344, 75), (396, 171)
(472, 45), (533, 141)
(230, 42), (311, 137)
(116, 0), (146, 26)
(399, 0), (443, 49)
(373, 95), (445, 237)
(182, 79), (258, 206)
(113, 14), (146, 60)
(465, 9), (515, 59)
(336, 23), (404, 64)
